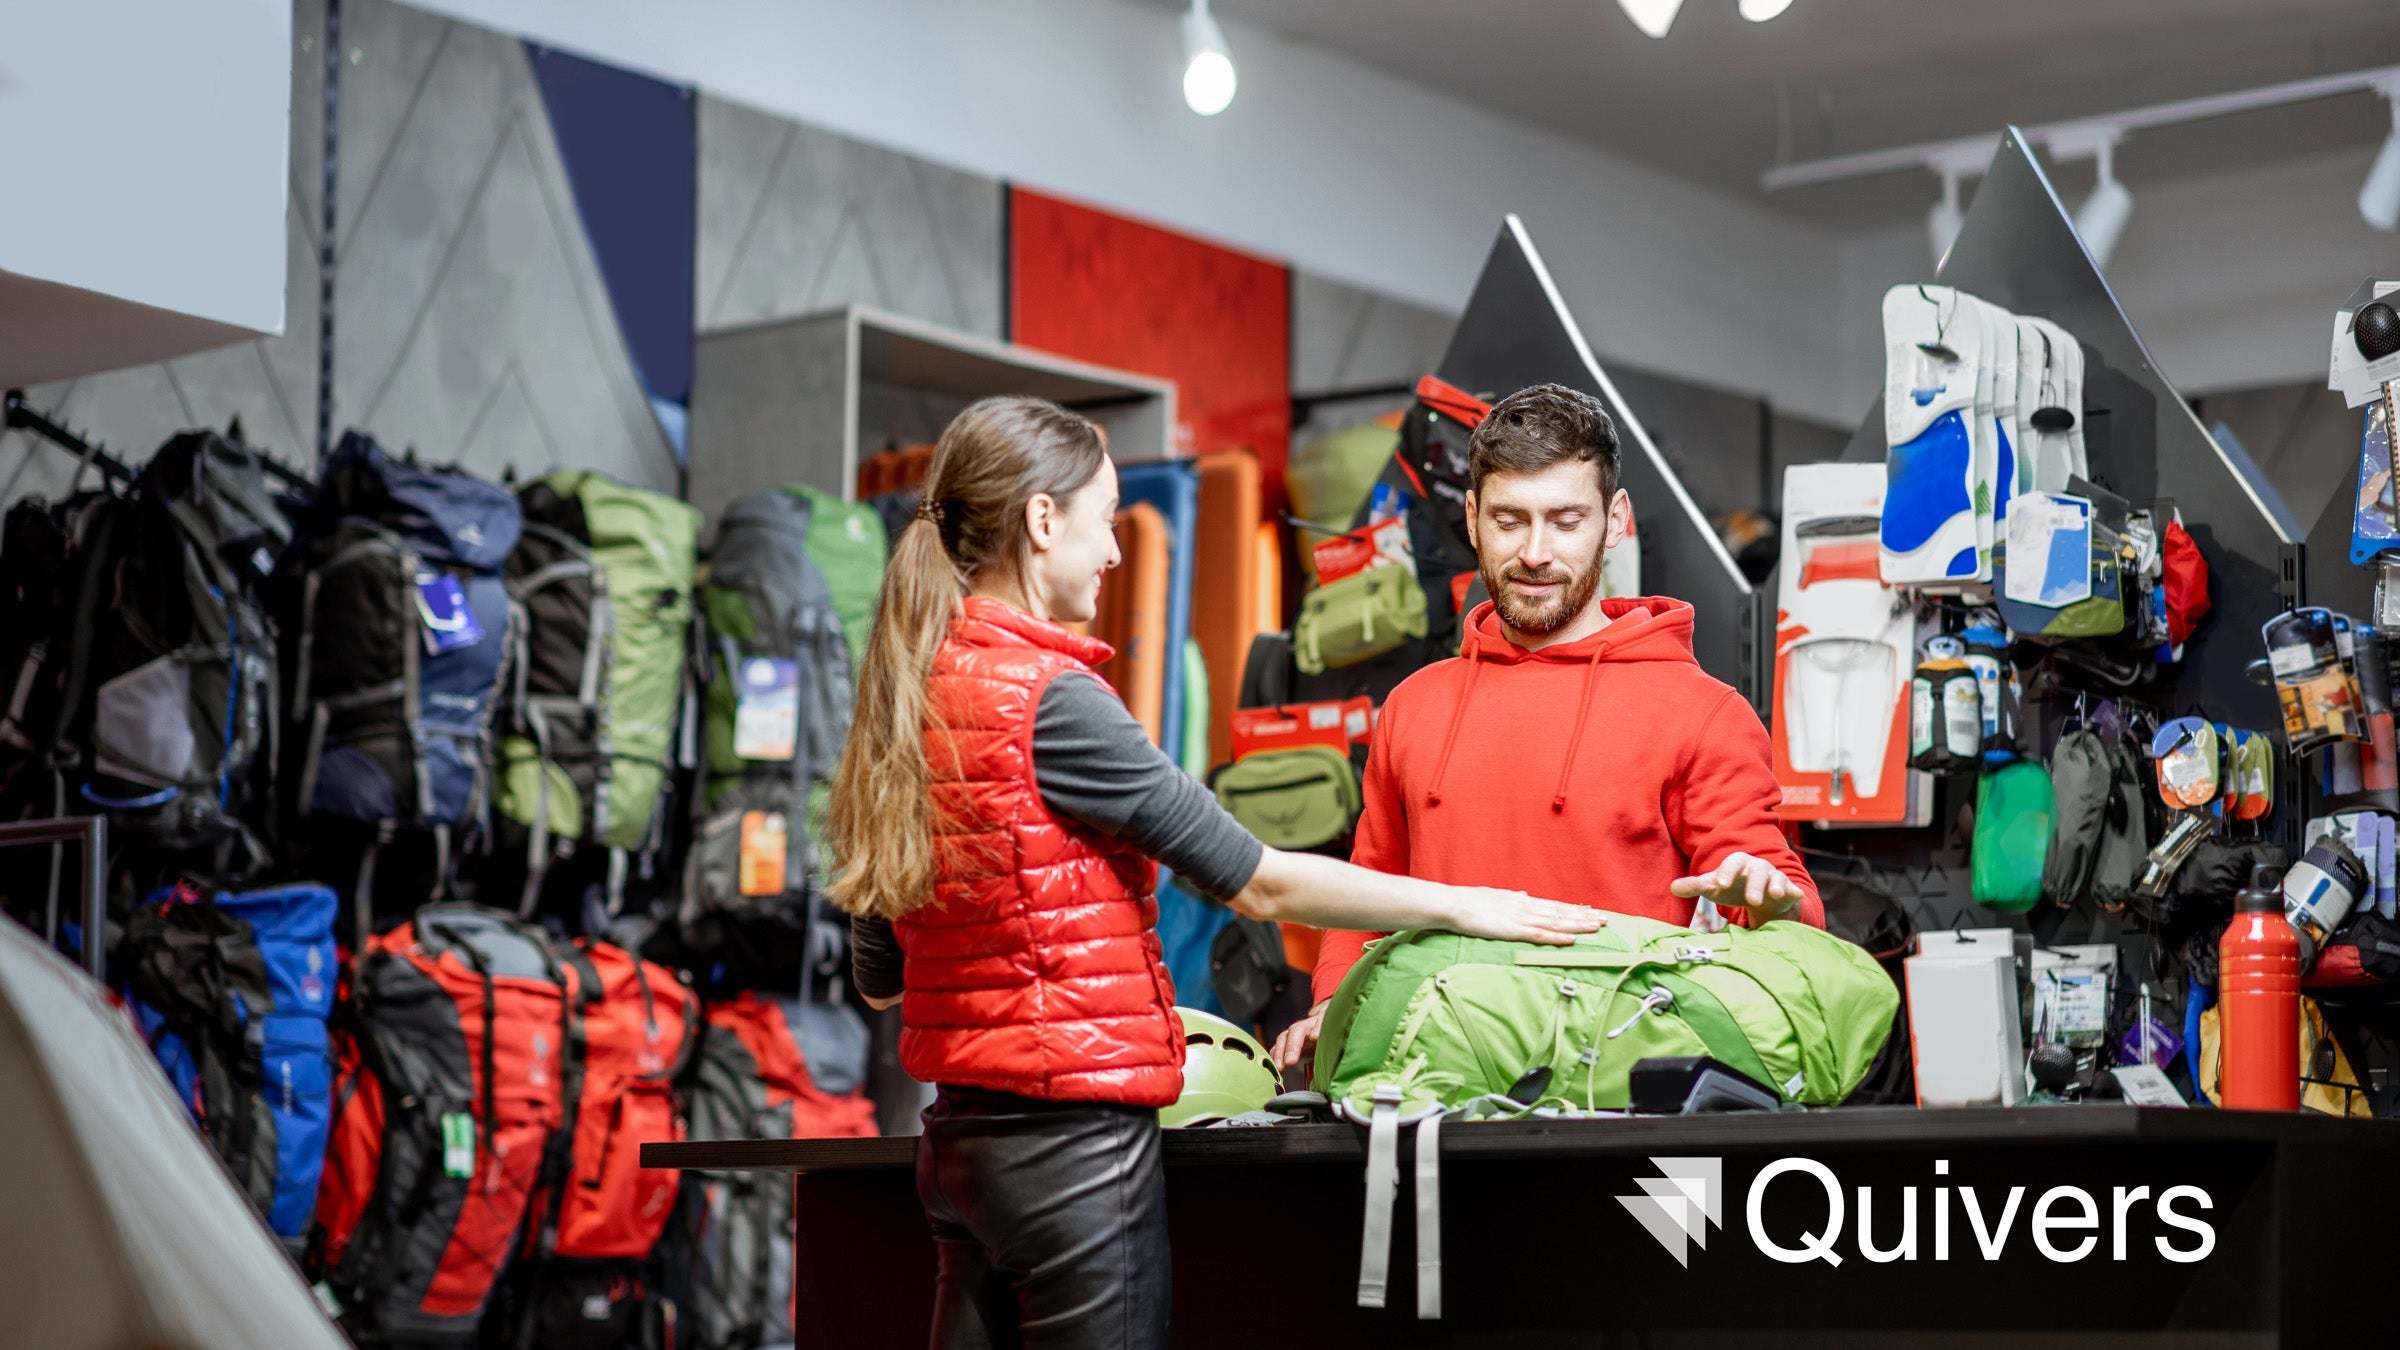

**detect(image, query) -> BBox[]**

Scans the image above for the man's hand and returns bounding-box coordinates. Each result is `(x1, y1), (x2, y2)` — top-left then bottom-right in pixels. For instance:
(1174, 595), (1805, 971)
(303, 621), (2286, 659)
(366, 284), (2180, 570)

(1272, 1001), (1329, 1071)
(1442, 888), (1606, 945)
(1668, 852), (1799, 917)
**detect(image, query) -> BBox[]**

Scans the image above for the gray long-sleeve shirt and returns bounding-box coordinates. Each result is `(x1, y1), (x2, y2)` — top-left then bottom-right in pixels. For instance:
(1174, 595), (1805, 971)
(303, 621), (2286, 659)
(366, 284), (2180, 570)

(848, 673), (1263, 1001)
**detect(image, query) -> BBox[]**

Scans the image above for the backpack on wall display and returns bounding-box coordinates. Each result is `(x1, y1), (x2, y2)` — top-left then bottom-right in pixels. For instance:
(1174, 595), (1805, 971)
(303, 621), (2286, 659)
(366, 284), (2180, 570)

(1293, 563), (1428, 674)
(493, 939), (700, 1350)
(1312, 915), (1898, 1116)
(281, 433), (521, 909)
(312, 905), (574, 1347)
(59, 432), (286, 865)
(660, 995), (876, 1350)
(122, 881), (338, 1254)
(685, 487), (854, 970)
(783, 484), (887, 678)
(497, 471), (701, 908)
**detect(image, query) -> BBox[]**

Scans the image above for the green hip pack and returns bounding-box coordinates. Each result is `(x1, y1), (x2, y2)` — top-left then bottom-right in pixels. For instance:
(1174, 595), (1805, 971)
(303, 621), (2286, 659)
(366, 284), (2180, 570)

(1209, 744), (1361, 851)
(1293, 564), (1427, 675)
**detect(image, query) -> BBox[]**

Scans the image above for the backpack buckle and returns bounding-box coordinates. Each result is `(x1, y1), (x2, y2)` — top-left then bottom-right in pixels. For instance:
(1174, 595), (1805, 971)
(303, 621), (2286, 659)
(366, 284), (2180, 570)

(1673, 944), (1717, 963)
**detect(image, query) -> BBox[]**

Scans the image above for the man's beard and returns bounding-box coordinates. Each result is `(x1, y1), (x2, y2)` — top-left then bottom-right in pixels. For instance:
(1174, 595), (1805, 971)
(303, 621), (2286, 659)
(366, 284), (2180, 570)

(1484, 552), (1605, 635)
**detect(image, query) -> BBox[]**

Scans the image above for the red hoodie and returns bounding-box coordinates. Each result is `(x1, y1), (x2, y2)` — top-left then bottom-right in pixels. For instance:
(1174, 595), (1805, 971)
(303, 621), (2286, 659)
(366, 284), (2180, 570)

(1312, 596), (1822, 1004)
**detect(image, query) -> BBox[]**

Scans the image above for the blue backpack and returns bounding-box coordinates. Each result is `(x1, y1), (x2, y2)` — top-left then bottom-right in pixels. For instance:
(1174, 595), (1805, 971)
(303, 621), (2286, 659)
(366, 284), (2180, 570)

(282, 433), (521, 906)
(122, 882), (339, 1252)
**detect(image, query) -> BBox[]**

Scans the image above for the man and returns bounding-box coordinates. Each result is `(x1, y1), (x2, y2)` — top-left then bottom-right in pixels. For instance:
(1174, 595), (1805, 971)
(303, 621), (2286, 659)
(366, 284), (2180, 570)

(1273, 383), (1821, 1068)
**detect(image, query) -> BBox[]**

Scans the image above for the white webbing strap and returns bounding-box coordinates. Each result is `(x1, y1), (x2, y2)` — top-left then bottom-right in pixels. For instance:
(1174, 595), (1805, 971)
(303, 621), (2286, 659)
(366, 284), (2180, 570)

(1415, 1108), (1443, 1319)
(1356, 1085), (1403, 1309)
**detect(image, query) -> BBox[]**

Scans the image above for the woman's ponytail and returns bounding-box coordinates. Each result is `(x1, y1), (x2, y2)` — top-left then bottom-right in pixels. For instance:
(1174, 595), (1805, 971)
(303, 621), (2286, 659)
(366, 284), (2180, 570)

(825, 396), (1105, 920)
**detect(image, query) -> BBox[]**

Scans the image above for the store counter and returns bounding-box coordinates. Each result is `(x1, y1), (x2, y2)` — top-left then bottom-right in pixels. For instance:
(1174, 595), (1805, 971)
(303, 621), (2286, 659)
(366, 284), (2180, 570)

(647, 1107), (2398, 1347)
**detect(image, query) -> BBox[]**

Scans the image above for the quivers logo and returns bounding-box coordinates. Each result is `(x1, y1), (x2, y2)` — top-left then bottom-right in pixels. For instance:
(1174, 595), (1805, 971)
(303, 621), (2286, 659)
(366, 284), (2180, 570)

(1616, 1157), (1722, 1267)
(1622, 1156), (2218, 1267)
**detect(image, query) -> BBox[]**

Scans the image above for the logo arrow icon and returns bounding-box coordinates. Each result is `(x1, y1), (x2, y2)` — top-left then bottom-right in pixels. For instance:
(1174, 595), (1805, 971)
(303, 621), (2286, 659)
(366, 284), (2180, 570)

(1617, 1156), (1723, 1267)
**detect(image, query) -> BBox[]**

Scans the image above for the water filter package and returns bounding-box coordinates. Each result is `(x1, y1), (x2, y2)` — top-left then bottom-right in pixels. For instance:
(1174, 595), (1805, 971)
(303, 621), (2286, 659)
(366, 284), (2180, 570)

(1985, 304), (2022, 530)
(1882, 285), (1988, 585)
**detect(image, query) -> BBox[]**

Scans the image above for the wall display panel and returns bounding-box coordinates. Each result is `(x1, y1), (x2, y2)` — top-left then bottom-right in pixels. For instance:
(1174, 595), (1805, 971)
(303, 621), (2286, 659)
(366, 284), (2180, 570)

(1009, 187), (1289, 484)
(696, 96), (1003, 341)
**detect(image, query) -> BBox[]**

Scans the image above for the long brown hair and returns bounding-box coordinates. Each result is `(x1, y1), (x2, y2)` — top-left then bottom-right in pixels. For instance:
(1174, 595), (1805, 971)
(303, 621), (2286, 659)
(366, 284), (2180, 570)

(826, 396), (1107, 920)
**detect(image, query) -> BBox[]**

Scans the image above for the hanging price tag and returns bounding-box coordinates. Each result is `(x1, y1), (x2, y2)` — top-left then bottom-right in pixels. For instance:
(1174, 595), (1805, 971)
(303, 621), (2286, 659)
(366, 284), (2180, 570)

(440, 1111), (475, 1179)
(732, 657), (799, 761)
(415, 574), (486, 654)
(738, 810), (788, 897)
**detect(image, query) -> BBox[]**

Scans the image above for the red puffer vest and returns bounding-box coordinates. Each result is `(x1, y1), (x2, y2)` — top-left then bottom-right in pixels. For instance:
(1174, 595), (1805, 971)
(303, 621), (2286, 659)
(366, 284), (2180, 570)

(892, 598), (1185, 1107)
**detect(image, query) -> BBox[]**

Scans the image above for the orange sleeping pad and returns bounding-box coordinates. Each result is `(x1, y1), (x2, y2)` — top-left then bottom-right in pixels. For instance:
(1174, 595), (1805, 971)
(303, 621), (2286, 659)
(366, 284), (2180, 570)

(1091, 501), (1171, 746)
(1191, 451), (1265, 769)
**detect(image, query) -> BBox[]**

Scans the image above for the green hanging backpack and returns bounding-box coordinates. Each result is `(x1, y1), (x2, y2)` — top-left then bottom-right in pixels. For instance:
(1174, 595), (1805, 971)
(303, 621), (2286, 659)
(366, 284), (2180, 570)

(1210, 745), (1361, 851)
(783, 485), (886, 677)
(497, 471), (700, 902)
(1313, 913), (1897, 1117)
(1973, 758), (2055, 913)
(1293, 564), (1427, 675)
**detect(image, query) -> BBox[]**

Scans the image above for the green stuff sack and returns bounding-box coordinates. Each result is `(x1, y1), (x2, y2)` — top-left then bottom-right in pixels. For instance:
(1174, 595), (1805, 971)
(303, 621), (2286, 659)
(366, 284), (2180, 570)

(2042, 729), (2108, 906)
(1973, 759), (2054, 913)
(1288, 422), (1399, 583)
(1211, 745), (1360, 851)
(499, 471), (700, 893)
(1293, 564), (1427, 675)
(1313, 913), (1897, 1117)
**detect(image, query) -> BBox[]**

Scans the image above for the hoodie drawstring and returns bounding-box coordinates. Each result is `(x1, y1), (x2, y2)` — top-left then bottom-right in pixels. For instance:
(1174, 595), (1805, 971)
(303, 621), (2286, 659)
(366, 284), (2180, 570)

(1424, 657), (1484, 808)
(1551, 655), (1605, 813)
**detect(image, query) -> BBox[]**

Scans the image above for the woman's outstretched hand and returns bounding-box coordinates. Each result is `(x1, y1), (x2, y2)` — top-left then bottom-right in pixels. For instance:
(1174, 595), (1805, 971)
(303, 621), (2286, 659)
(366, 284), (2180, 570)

(1440, 889), (1604, 945)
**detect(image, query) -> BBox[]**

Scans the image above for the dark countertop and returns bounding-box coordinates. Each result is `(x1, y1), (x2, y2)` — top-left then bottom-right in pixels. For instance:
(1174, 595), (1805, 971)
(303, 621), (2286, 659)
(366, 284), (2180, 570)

(644, 1103), (2393, 1173)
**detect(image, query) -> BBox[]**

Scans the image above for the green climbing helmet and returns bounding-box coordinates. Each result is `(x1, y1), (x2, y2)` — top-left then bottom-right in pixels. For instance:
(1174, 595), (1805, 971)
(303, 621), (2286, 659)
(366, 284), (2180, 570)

(1159, 1008), (1282, 1129)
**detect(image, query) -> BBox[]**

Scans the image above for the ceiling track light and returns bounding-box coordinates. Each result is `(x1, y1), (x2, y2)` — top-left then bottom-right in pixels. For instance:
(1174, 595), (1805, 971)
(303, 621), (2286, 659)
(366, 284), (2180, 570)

(1618, 0), (1684, 39)
(1739, 0), (1795, 20)
(2066, 132), (2133, 269)
(1181, 0), (1236, 117)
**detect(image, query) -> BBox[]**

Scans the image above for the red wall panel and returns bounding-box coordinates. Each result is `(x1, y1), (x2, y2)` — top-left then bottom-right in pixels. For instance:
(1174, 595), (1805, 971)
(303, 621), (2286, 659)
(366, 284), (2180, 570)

(1008, 187), (1290, 493)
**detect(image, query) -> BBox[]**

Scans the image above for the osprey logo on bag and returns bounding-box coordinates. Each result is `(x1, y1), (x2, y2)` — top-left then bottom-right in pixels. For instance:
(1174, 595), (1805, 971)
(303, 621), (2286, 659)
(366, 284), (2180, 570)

(1617, 1157), (1723, 1267)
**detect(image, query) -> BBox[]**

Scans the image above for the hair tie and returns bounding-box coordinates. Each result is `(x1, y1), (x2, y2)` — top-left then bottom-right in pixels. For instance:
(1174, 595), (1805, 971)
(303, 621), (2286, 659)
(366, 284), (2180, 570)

(914, 498), (944, 525)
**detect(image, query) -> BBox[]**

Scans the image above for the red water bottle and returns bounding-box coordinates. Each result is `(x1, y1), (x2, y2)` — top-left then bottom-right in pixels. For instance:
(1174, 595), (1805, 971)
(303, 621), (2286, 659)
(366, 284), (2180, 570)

(2217, 864), (2300, 1111)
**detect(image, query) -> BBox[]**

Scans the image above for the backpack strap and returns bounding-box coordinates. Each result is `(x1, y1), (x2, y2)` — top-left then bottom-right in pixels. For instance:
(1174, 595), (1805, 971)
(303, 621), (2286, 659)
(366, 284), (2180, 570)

(1356, 1083), (1402, 1309)
(1414, 1108), (1443, 1319)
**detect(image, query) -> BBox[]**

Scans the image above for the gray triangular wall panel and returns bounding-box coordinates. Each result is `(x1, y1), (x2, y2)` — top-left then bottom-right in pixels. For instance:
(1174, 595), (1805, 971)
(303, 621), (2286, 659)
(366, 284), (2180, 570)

(1437, 216), (1757, 699)
(1841, 128), (2293, 734)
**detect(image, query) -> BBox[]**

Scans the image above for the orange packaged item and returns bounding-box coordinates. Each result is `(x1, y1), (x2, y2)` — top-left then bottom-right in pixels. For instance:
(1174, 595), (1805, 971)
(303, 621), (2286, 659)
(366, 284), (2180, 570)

(1091, 502), (1171, 745)
(1192, 451), (1265, 768)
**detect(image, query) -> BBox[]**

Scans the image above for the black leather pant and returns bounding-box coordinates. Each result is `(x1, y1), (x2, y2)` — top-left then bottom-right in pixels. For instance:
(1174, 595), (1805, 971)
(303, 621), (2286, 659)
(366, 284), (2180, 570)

(916, 1086), (1171, 1350)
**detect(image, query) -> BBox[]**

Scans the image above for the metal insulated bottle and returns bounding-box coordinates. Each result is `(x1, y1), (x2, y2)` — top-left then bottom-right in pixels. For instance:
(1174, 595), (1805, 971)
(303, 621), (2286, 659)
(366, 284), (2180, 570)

(2218, 864), (2300, 1112)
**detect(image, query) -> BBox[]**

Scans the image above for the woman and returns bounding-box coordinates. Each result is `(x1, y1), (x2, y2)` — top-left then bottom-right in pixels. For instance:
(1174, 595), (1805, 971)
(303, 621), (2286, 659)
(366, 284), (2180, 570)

(829, 395), (1596, 1350)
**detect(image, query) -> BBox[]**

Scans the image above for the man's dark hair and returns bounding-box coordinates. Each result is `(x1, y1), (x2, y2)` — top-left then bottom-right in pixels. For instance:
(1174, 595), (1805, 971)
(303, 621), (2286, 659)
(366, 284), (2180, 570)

(1466, 383), (1621, 500)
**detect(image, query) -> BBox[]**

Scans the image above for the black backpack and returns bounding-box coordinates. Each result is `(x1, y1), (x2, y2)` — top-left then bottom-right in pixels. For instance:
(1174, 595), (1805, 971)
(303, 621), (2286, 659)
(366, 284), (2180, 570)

(55, 432), (286, 869)
(278, 432), (522, 916)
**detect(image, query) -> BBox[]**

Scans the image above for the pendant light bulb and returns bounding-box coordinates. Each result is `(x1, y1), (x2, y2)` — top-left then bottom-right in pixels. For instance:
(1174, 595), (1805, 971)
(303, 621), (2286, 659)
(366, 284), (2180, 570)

(2074, 137), (2133, 269)
(1926, 170), (1964, 270)
(1739, 0), (1795, 21)
(1181, 0), (1237, 116)
(1618, 0), (1684, 39)
(2359, 92), (2400, 231)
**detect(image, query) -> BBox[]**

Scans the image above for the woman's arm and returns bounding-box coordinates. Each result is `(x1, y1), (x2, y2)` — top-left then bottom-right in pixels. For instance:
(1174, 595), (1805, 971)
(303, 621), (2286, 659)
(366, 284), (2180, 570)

(1229, 846), (1602, 944)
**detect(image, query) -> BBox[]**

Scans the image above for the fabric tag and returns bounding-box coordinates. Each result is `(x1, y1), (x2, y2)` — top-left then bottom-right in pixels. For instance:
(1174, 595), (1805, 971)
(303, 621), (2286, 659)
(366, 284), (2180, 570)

(738, 810), (788, 897)
(440, 1111), (475, 1178)
(2110, 1064), (2188, 1107)
(732, 657), (799, 761)
(414, 573), (485, 654)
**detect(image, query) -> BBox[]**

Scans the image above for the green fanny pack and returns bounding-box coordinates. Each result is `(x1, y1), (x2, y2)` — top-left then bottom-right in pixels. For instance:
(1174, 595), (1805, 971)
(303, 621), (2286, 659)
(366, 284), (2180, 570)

(1293, 564), (1427, 675)
(1210, 745), (1361, 851)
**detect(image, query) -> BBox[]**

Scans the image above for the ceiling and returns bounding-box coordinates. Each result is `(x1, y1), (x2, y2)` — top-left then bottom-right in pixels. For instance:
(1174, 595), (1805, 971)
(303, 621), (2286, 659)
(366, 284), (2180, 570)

(1191, 0), (2400, 232)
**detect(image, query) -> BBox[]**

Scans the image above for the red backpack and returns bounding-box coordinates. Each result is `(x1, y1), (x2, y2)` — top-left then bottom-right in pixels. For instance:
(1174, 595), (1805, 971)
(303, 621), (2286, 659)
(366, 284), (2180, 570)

(311, 905), (573, 1346)
(490, 940), (703, 1347)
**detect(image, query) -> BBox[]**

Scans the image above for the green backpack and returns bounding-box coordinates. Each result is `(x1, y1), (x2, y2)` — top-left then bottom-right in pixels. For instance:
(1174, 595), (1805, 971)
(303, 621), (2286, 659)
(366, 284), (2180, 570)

(783, 484), (886, 675)
(1293, 564), (1427, 675)
(1315, 915), (1897, 1319)
(1973, 759), (2054, 913)
(1314, 913), (1897, 1116)
(497, 471), (700, 901)
(1210, 745), (1361, 851)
